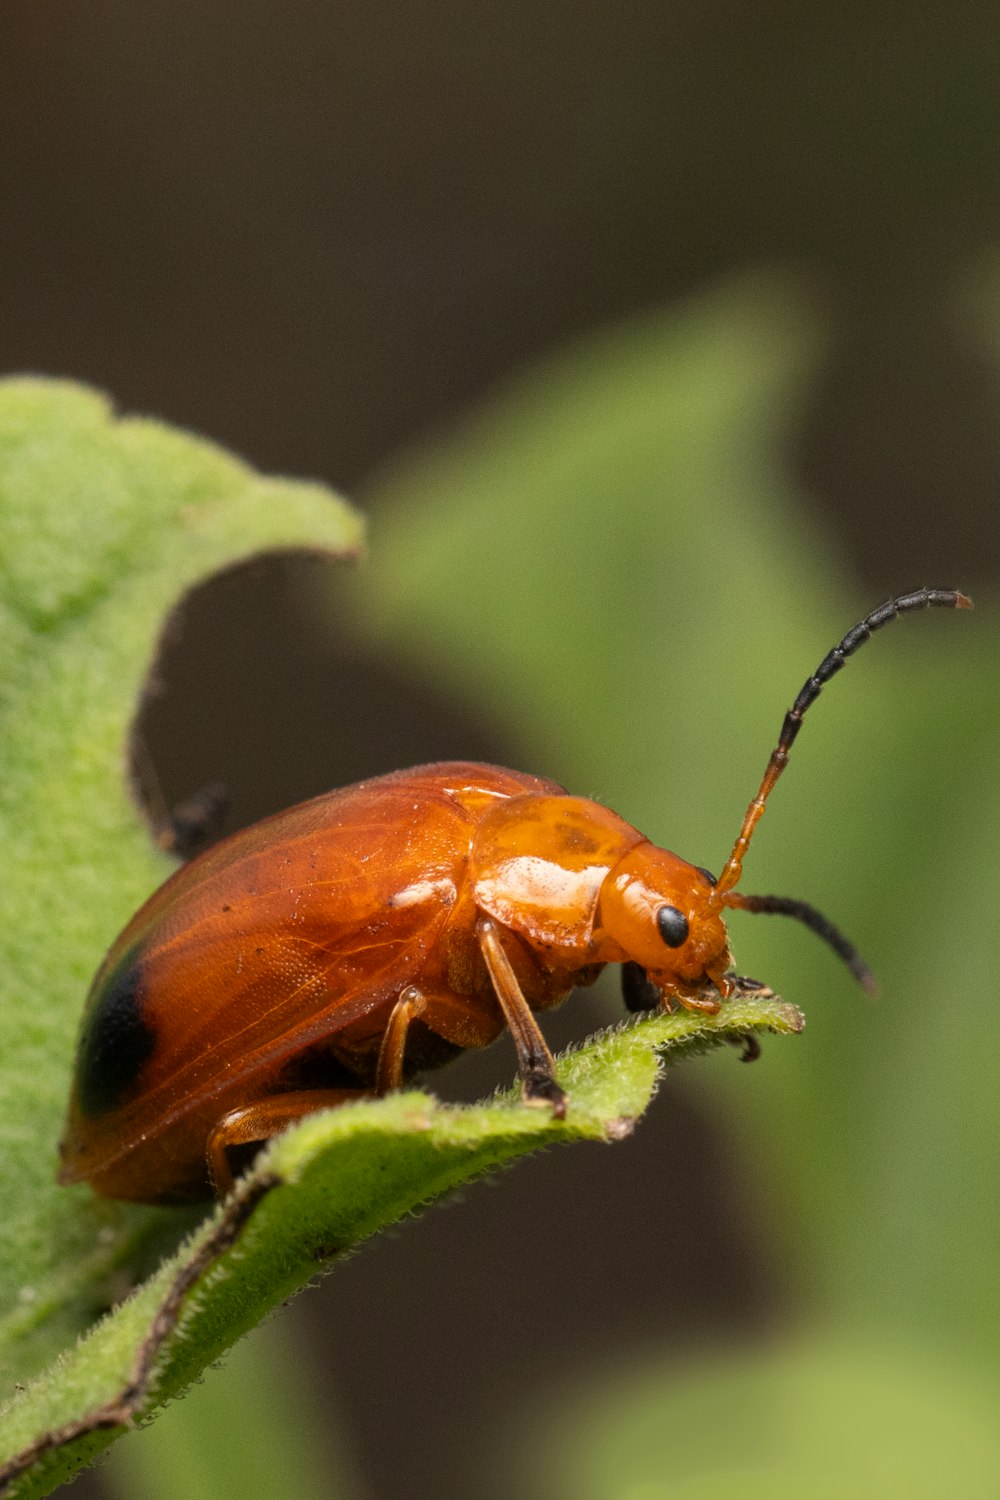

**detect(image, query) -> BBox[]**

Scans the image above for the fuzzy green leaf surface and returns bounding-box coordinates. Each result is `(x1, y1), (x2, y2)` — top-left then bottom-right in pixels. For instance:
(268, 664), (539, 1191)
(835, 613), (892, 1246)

(0, 995), (802, 1498)
(0, 378), (359, 1403)
(0, 376), (806, 1498)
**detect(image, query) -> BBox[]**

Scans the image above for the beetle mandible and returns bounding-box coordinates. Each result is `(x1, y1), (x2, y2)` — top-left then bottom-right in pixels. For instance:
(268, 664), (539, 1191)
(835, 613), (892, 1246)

(58, 587), (971, 1203)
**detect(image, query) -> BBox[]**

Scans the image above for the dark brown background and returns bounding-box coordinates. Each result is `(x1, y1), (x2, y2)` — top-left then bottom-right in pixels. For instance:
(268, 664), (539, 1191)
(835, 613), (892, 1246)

(2, 5), (996, 1496)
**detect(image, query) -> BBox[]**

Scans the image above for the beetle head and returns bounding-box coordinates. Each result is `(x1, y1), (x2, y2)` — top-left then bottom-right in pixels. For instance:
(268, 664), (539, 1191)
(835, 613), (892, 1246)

(595, 843), (731, 995)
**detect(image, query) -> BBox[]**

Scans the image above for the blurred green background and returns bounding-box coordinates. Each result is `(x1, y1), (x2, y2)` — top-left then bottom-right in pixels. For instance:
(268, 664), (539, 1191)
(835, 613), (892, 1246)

(3, 5), (999, 1497)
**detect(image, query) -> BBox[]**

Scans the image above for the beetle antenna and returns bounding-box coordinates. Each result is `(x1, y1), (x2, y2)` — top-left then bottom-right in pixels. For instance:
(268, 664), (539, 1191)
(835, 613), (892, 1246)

(712, 588), (973, 898)
(722, 891), (878, 993)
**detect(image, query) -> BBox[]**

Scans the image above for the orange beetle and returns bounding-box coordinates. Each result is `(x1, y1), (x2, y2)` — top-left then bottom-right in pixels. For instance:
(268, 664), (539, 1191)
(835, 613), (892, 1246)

(59, 589), (970, 1203)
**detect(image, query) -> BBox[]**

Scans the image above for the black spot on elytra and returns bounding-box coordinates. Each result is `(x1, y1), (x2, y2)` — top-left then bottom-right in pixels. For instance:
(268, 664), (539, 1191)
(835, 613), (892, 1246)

(76, 947), (156, 1117)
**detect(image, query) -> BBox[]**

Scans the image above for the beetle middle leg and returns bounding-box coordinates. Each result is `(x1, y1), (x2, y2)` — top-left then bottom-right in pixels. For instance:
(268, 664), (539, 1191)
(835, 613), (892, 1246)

(207, 1089), (372, 1197)
(376, 986), (428, 1094)
(476, 917), (568, 1120)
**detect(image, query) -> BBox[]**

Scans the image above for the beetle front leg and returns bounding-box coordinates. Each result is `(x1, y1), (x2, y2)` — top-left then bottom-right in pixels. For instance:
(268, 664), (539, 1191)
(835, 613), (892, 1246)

(676, 991), (724, 1015)
(207, 1089), (372, 1198)
(623, 962), (725, 1016)
(476, 917), (568, 1120)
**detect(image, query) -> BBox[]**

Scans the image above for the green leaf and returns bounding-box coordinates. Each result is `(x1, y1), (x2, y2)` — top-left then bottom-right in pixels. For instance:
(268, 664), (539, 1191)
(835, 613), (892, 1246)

(0, 377), (354, 1459)
(0, 998), (802, 1497)
(0, 376), (804, 1496)
(521, 1334), (1000, 1498)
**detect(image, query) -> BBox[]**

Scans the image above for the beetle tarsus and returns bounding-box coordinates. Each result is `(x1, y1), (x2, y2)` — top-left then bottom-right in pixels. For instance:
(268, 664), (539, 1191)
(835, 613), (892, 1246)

(677, 991), (723, 1016)
(724, 973), (771, 994)
(726, 1032), (762, 1063)
(522, 1071), (568, 1120)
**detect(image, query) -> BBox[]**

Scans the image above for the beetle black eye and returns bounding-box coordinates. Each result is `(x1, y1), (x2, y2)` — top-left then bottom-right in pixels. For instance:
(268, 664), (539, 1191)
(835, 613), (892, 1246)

(656, 904), (689, 947)
(696, 866), (717, 887)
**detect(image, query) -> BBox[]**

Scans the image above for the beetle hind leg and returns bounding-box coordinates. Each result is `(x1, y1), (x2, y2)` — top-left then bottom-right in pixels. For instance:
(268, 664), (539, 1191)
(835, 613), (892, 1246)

(207, 1089), (372, 1198)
